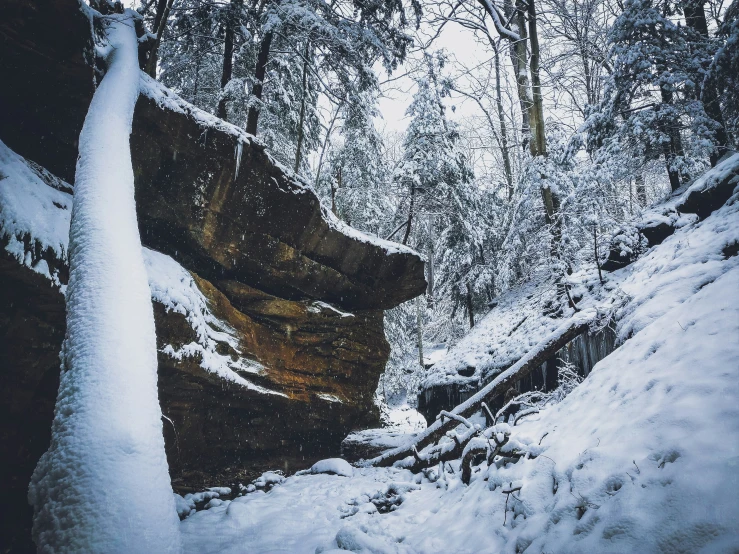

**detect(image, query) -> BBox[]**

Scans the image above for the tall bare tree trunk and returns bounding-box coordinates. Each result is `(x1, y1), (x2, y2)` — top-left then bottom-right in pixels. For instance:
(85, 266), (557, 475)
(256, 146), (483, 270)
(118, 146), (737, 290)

(635, 173), (647, 207)
(246, 31), (274, 136)
(331, 166), (341, 216)
(294, 41), (310, 173)
(216, 0), (243, 120)
(525, 0), (564, 263)
(504, 0), (532, 149)
(527, 0), (546, 158)
(494, 41), (514, 199)
(416, 296), (424, 367)
(153, 0), (168, 30)
(402, 183), (415, 246)
(145, 0), (175, 78)
(466, 283), (475, 328)
(659, 86), (687, 191)
(427, 243), (435, 306)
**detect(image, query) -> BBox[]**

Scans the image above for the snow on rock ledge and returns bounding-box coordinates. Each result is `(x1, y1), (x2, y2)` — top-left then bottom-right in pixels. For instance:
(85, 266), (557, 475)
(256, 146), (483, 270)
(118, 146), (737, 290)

(132, 81), (426, 311)
(144, 248), (281, 395)
(0, 139), (71, 286)
(0, 138), (276, 395)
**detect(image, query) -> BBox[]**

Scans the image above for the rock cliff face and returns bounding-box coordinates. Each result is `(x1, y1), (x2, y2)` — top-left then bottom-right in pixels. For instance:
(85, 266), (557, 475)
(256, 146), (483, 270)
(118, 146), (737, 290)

(0, 0), (425, 551)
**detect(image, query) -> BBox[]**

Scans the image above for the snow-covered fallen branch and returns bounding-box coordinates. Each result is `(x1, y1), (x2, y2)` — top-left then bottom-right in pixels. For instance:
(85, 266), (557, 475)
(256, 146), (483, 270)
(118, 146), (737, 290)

(363, 310), (596, 468)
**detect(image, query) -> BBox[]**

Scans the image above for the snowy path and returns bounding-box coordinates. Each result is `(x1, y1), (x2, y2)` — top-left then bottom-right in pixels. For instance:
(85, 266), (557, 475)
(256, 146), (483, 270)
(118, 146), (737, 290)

(28, 12), (182, 553)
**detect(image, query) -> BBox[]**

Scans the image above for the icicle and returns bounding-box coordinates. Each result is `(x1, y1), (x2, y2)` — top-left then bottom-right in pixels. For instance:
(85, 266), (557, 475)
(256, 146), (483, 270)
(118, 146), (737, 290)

(234, 139), (243, 181)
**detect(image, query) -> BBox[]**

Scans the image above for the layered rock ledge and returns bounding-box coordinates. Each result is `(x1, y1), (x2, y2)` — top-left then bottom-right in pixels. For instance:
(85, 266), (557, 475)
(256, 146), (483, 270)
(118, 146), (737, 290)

(0, 1), (425, 551)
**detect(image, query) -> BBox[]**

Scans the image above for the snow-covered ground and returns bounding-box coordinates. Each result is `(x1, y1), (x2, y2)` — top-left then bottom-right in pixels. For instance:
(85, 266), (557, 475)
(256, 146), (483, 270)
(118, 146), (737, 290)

(419, 275), (567, 390)
(180, 162), (739, 553)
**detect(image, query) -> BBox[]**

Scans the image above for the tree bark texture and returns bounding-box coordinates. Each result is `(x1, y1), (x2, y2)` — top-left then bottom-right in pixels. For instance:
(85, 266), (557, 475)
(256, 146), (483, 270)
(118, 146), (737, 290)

(246, 31), (274, 135)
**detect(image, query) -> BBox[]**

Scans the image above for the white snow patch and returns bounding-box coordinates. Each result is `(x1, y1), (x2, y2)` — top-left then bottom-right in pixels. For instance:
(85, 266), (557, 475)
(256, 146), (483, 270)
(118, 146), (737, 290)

(321, 203), (421, 258)
(140, 73), (255, 145)
(310, 301), (355, 318)
(253, 472), (285, 489)
(420, 277), (571, 390)
(422, 343), (447, 368)
(318, 393), (344, 403)
(310, 459), (354, 478)
(0, 139), (71, 285)
(384, 404), (427, 433)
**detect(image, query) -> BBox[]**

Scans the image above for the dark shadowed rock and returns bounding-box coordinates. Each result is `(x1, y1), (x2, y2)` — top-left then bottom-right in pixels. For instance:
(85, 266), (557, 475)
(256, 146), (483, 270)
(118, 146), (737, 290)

(0, 250), (64, 554)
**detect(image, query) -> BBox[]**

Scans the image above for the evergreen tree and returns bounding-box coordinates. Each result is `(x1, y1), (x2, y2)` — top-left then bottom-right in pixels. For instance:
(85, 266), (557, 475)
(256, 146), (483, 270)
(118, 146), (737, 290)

(323, 90), (392, 234)
(396, 54), (481, 334)
(712, 0), (739, 146)
(586, 0), (727, 191)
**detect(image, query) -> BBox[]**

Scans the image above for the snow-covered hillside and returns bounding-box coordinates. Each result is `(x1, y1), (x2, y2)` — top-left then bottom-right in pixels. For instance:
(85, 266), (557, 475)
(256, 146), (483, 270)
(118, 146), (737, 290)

(178, 161), (739, 553)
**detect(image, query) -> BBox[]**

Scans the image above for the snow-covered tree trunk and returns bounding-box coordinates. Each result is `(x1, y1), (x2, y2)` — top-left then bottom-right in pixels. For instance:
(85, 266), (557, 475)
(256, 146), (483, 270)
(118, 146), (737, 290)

(416, 296), (424, 368)
(246, 30), (274, 136)
(28, 12), (182, 554)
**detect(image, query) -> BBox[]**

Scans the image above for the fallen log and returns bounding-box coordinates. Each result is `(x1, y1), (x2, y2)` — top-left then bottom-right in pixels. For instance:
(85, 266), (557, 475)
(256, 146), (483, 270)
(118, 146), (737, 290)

(460, 441), (490, 485)
(363, 310), (596, 468)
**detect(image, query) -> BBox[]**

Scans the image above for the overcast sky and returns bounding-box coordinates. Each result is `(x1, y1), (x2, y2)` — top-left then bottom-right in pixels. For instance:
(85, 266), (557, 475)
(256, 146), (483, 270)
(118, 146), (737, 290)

(375, 19), (489, 135)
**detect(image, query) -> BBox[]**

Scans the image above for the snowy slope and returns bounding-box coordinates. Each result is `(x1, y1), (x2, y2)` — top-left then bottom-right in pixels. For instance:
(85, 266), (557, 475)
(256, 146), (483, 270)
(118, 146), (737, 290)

(420, 276), (567, 390)
(422, 153), (739, 393)
(180, 163), (739, 553)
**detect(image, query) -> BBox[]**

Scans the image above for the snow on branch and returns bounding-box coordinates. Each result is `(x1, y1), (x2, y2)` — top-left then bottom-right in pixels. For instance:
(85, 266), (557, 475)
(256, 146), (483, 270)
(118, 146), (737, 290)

(476, 0), (521, 42)
(363, 310), (596, 468)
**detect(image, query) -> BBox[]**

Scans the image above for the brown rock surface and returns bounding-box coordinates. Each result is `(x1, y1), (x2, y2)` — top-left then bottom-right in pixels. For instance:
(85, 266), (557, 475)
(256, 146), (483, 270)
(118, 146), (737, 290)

(157, 274), (391, 487)
(0, 0), (425, 551)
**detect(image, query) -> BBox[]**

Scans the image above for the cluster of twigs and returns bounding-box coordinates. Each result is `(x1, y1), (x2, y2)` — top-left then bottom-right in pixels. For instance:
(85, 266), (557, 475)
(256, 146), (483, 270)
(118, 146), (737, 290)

(402, 401), (543, 485)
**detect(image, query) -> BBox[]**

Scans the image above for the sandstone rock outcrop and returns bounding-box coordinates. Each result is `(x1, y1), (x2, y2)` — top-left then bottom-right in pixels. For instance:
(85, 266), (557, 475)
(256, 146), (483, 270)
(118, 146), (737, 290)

(0, 1), (425, 551)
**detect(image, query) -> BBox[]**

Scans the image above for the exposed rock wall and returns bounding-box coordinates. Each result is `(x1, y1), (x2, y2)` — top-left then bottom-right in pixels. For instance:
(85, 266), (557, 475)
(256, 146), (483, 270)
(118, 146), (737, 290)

(0, 0), (425, 551)
(0, 253), (64, 554)
(156, 274), (391, 488)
